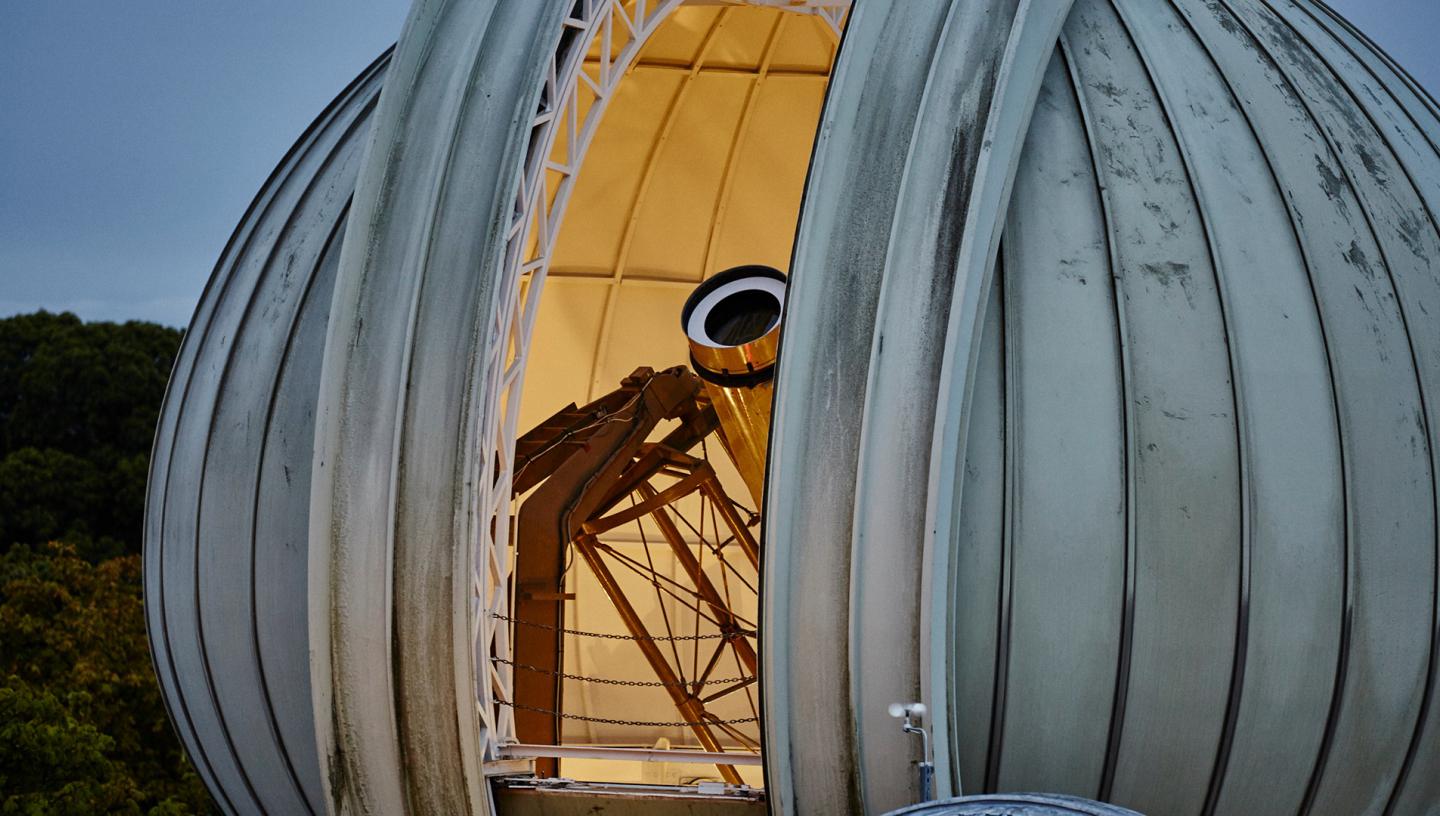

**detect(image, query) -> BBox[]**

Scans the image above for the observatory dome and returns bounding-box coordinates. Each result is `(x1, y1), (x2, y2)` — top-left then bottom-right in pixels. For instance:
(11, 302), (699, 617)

(145, 1), (1440, 814)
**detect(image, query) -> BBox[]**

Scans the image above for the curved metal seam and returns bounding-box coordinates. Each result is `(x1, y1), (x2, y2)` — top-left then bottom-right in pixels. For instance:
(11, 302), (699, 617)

(982, 268), (1013, 794)
(321, 5), (522, 810)
(1202, 5), (1416, 813)
(1284, 1), (1440, 160)
(1161, 3), (1359, 811)
(1121, 4), (1290, 812)
(1055, 34), (1136, 803)
(1252, 15), (1440, 808)
(385, 6), (556, 810)
(150, 53), (387, 814)
(144, 49), (389, 798)
(1259, 9), (1440, 813)
(858, 3), (973, 794)
(247, 197), (363, 816)
(188, 138), (340, 814)
(916, 0), (1076, 801)
(1309, 0), (1440, 122)
(699, 12), (788, 279)
(584, 8), (733, 402)
(1237, 5), (1440, 810)
(1263, 10), (1440, 806)
(415, 0), (602, 801)
(196, 86), (381, 816)
(851, 0), (995, 801)
(1102, 6), (1252, 811)
(759, 2), (899, 807)
(156, 352), (250, 816)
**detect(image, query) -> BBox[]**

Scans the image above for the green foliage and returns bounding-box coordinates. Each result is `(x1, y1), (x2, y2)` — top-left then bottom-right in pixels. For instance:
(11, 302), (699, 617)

(0, 544), (210, 814)
(0, 679), (139, 814)
(0, 312), (208, 813)
(0, 311), (182, 559)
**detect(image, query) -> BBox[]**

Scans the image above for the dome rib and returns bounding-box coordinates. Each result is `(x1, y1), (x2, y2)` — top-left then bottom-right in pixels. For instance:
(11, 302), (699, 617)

(1109, 4), (1258, 810)
(1051, 33), (1141, 804)
(1156, 3), (1356, 813)
(1260, 15), (1440, 809)
(761, 4), (956, 813)
(1223, 4), (1438, 813)
(990, 50), (1130, 800)
(190, 92), (379, 816)
(145, 50), (390, 816)
(1264, 6), (1440, 810)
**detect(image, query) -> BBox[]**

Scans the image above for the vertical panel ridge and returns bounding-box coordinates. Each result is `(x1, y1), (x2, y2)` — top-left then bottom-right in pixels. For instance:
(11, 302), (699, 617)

(1055, 33), (1136, 804)
(983, 264), (1012, 795)
(1239, 6), (1440, 813)
(1215, 3), (1433, 813)
(1105, 7), (1253, 816)
(195, 86), (381, 816)
(146, 51), (390, 815)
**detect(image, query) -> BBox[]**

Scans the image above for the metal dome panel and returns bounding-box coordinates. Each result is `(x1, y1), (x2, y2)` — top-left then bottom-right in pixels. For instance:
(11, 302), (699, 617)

(143, 52), (389, 815)
(144, 0), (1440, 813)
(768, 0), (1440, 813)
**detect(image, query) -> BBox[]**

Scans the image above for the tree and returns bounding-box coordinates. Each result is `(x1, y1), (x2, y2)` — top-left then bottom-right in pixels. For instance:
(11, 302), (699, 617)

(0, 678), (141, 815)
(0, 312), (182, 558)
(0, 312), (207, 812)
(0, 544), (210, 814)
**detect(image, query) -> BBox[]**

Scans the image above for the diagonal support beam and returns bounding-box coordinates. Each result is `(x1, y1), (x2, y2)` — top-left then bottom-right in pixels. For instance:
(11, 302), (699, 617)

(572, 534), (744, 785)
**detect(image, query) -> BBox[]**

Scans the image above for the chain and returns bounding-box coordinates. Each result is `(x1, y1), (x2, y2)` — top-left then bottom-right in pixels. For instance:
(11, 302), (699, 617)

(494, 697), (759, 727)
(491, 656), (754, 689)
(492, 613), (756, 641)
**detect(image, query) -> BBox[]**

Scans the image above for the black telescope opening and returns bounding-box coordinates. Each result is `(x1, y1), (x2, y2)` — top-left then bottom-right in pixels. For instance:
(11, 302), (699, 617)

(705, 289), (781, 347)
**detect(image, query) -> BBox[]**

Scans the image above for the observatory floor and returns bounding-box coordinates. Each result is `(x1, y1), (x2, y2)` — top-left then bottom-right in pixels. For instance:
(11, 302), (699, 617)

(494, 779), (765, 815)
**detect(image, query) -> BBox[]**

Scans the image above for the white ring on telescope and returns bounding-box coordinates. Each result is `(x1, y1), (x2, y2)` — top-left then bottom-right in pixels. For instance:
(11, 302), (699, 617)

(685, 276), (787, 349)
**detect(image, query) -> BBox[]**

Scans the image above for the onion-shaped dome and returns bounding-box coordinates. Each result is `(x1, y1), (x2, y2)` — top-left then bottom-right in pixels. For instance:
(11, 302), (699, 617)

(144, 0), (1440, 814)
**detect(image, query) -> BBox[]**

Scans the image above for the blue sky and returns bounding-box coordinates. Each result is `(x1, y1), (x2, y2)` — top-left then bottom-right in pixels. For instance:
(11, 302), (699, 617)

(1, 1), (1437, 328)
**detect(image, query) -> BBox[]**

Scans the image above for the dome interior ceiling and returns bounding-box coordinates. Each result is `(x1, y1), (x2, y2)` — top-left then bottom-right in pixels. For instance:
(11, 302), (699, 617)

(521, 4), (835, 433)
(510, 3), (835, 774)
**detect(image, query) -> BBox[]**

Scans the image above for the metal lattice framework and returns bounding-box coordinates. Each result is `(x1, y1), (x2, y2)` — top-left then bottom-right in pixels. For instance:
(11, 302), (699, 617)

(565, 440), (765, 775)
(470, 0), (845, 759)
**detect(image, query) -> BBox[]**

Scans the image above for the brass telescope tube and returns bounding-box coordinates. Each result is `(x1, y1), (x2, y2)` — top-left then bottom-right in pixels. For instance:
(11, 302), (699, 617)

(681, 265), (785, 509)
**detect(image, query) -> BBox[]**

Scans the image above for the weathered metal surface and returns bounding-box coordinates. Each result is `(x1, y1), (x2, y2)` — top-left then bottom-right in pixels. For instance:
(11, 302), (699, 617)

(773, 0), (1440, 813)
(146, 0), (1440, 814)
(765, 0), (1073, 811)
(760, 2), (958, 812)
(307, 2), (572, 813)
(988, 53), (1125, 797)
(766, 0), (1440, 811)
(142, 52), (389, 816)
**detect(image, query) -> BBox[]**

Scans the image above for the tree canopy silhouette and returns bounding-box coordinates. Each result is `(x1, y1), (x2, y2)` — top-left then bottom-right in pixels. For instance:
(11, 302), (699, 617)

(0, 311), (209, 813)
(0, 311), (181, 560)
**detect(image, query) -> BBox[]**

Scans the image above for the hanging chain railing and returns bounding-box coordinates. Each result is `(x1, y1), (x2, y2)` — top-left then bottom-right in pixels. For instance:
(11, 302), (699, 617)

(471, 0), (847, 764)
(492, 612), (754, 641)
(492, 655), (754, 688)
(494, 698), (760, 728)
